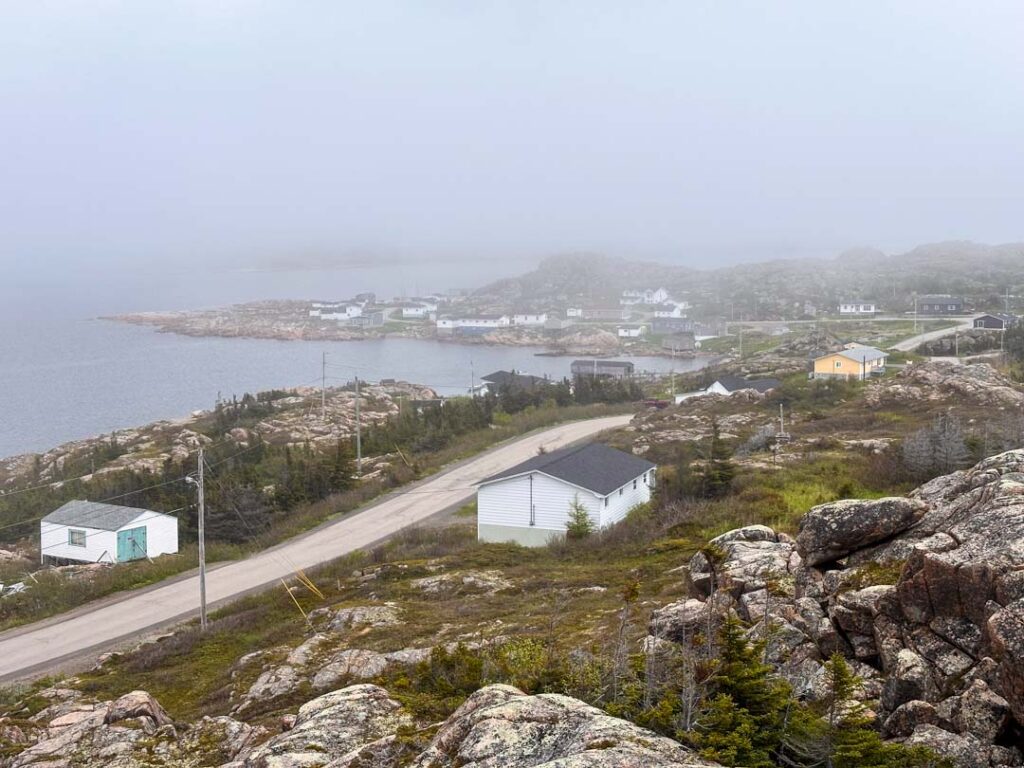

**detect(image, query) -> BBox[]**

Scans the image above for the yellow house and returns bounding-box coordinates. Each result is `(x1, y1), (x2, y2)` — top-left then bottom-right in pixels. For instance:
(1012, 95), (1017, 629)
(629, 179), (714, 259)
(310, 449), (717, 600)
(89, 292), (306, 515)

(812, 344), (888, 380)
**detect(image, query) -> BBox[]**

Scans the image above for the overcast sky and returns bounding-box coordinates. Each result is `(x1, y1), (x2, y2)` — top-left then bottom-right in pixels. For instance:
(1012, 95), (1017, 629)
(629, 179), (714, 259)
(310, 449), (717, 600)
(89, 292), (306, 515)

(2, 1), (1022, 272)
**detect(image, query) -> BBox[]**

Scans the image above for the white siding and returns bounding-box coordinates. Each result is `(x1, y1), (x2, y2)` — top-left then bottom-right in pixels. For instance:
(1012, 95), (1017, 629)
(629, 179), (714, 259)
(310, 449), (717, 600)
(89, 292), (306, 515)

(478, 470), (653, 540)
(41, 512), (179, 564)
(478, 473), (602, 538)
(599, 470), (654, 527)
(40, 522), (116, 564)
(121, 513), (179, 558)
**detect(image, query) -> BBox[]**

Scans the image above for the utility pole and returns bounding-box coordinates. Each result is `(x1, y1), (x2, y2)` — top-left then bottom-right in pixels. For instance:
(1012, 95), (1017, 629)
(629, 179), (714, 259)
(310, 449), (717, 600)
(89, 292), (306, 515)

(187, 448), (208, 632)
(669, 369), (675, 400)
(470, 357), (475, 396)
(354, 376), (362, 475)
(321, 351), (327, 421)
(914, 295), (919, 334)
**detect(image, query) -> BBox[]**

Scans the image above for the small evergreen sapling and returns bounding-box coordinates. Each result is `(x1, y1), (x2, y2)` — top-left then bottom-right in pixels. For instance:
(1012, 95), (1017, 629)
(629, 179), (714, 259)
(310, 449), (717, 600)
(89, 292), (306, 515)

(566, 494), (595, 540)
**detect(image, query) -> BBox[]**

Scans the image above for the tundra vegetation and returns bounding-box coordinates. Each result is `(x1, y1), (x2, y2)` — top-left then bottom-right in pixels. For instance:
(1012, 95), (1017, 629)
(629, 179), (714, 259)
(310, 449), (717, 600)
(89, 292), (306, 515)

(14, 364), (1011, 766)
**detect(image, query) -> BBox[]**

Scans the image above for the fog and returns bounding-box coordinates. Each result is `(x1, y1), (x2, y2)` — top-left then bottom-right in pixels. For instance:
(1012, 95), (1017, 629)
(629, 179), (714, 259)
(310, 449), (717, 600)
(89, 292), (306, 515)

(2, 1), (1022, 274)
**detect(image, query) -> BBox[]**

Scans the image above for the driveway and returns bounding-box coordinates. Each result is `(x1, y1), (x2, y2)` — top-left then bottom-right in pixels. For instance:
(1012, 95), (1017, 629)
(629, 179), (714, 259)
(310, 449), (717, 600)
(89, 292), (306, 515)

(0, 414), (632, 682)
(889, 316), (978, 352)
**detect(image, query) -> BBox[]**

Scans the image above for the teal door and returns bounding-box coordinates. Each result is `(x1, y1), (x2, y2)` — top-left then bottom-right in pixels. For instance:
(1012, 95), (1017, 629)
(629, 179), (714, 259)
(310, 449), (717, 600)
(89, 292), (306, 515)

(116, 526), (147, 562)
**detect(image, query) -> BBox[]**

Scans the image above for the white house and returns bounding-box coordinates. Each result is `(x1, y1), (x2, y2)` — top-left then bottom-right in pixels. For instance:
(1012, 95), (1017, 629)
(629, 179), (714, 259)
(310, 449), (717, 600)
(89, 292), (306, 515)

(476, 443), (656, 547)
(838, 301), (877, 316)
(310, 302), (362, 320)
(399, 302), (433, 319)
(566, 307), (583, 319)
(617, 324), (647, 338)
(653, 302), (688, 319)
(436, 315), (511, 335)
(621, 287), (669, 306)
(512, 312), (548, 326)
(40, 500), (179, 565)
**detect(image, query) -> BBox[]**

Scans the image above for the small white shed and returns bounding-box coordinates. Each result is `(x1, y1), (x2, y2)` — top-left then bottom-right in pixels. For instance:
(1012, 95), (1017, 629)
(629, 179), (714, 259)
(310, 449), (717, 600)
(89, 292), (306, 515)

(40, 500), (179, 565)
(476, 443), (656, 547)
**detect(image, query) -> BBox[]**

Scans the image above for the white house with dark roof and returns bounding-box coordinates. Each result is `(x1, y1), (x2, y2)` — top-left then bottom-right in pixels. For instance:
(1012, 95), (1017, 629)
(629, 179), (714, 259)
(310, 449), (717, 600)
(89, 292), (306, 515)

(476, 443), (656, 546)
(838, 300), (878, 316)
(40, 500), (179, 565)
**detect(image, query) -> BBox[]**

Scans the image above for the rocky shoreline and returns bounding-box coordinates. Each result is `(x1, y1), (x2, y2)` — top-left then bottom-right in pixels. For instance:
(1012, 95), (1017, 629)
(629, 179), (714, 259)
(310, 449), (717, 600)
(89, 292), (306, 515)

(0, 381), (436, 491)
(105, 301), (698, 359)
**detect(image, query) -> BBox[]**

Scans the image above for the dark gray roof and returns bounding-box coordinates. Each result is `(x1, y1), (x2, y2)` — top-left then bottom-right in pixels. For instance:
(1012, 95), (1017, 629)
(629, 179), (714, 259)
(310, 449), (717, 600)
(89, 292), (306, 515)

(42, 500), (163, 531)
(715, 375), (782, 394)
(481, 370), (549, 388)
(479, 443), (655, 495)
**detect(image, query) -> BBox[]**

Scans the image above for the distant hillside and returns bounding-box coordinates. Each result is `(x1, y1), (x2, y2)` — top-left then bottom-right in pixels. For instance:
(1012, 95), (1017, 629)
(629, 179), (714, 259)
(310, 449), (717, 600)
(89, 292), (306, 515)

(478, 241), (1024, 319)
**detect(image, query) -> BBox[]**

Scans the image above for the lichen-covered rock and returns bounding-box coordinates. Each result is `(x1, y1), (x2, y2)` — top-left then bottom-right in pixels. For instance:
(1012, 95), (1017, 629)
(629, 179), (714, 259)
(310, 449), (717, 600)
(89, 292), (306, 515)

(237, 684), (413, 768)
(905, 724), (1021, 768)
(411, 570), (513, 595)
(411, 685), (719, 768)
(332, 603), (402, 629)
(796, 497), (928, 566)
(311, 649), (390, 689)
(866, 361), (1024, 410)
(942, 680), (1010, 742)
(232, 664), (302, 716)
(104, 690), (173, 728)
(881, 700), (940, 738)
(881, 650), (937, 711)
(689, 526), (798, 597)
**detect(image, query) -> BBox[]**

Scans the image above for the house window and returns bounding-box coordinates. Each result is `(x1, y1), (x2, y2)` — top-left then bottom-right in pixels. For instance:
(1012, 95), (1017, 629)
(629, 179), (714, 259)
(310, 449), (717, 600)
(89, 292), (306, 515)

(835, 361), (842, 368)
(619, 488), (623, 496)
(68, 529), (86, 547)
(604, 497), (608, 507)
(633, 479), (637, 489)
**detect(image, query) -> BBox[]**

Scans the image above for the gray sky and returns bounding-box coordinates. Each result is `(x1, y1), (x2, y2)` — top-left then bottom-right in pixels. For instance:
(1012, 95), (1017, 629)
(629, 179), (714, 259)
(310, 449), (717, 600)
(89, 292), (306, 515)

(2, 1), (1022, 271)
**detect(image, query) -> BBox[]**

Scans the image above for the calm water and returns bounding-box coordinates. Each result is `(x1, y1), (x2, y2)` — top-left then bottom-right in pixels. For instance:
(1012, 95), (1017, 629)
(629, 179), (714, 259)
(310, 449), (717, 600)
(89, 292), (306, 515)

(0, 262), (704, 458)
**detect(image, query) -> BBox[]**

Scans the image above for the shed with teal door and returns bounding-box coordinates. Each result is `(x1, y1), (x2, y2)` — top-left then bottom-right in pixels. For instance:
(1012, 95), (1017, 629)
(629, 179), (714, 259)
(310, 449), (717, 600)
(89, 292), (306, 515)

(40, 500), (179, 566)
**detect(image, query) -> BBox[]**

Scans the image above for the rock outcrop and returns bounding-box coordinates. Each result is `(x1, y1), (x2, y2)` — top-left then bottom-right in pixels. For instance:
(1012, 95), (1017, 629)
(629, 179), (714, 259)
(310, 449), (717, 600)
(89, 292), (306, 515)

(650, 449), (1024, 767)
(865, 361), (1024, 410)
(3, 683), (719, 768)
(412, 685), (719, 768)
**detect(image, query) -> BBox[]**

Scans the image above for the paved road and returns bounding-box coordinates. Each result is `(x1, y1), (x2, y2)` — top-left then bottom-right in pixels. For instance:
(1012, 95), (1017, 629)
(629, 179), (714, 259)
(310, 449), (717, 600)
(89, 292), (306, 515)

(0, 415), (631, 682)
(889, 316), (978, 352)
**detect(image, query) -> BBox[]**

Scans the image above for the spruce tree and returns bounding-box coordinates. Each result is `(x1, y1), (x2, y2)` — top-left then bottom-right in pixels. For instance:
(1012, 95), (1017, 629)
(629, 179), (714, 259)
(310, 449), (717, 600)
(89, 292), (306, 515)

(701, 419), (736, 498)
(696, 618), (792, 767)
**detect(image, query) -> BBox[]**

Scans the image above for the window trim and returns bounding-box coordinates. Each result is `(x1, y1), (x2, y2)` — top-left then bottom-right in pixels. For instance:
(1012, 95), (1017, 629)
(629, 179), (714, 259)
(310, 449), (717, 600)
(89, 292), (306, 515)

(68, 529), (87, 547)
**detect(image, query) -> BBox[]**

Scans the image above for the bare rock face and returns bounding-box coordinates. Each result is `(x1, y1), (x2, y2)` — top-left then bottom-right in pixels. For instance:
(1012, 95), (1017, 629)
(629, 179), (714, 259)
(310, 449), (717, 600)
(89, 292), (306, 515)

(104, 690), (173, 728)
(411, 685), (719, 768)
(689, 525), (801, 597)
(866, 361), (1024, 410)
(311, 649), (390, 689)
(6, 686), (259, 768)
(796, 497), (928, 566)
(236, 684), (413, 768)
(651, 450), (1024, 767)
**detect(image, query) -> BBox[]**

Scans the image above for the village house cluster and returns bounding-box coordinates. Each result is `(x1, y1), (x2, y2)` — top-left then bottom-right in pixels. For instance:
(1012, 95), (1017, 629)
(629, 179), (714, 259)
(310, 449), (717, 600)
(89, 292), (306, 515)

(303, 286), (708, 355)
